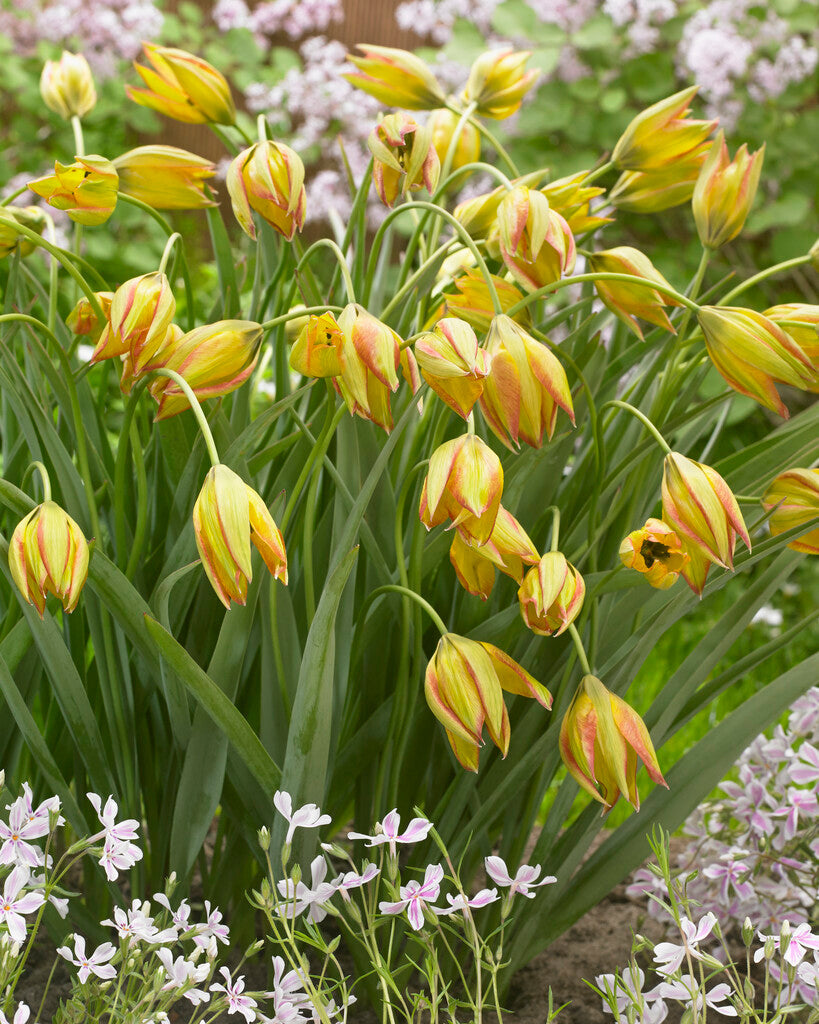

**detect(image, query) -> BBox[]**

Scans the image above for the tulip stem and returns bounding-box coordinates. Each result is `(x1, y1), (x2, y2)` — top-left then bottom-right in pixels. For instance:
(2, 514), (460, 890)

(150, 368), (221, 467)
(567, 623), (592, 676)
(433, 161), (514, 199)
(734, 494), (762, 503)
(547, 505), (560, 552)
(30, 461), (52, 502)
(296, 238), (356, 304)
(446, 105), (520, 177)
(158, 232), (182, 275)
(43, 212), (59, 334)
(256, 113), (269, 143)
(603, 400), (672, 455)
(70, 115), (85, 258)
(506, 272), (701, 317)
(717, 253), (812, 307)
(0, 185), (28, 206)
(259, 304), (343, 333)
(580, 160), (614, 186)
(370, 584), (448, 637)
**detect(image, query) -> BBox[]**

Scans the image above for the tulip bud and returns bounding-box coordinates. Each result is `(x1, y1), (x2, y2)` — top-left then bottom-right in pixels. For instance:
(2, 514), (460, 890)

(127, 42), (235, 125)
(28, 155), (118, 226)
(763, 304), (819, 392)
(497, 186), (576, 293)
(40, 50), (96, 120)
(227, 141), (306, 241)
(612, 86), (716, 172)
(619, 518), (688, 589)
(429, 268), (530, 334)
(692, 131), (764, 249)
(541, 172), (611, 234)
(368, 113), (440, 208)
(193, 464), (287, 608)
(453, 170), (546, 236)
(147, 320), (263, 419)
(92, 272), (176, 378)
(450, 505), (539, 600)
(662, 451), (750, 573)
(559, 674), (667, 810)
(518, 552), (585, 637)
(698, 305), (816, 417)
(425, 632), (551, 771)
(415, 317), (491, 419)
(427, 108), (481, 172)
(113, 145), (216, 210)
(0, 206), (47, 259)
(609, 143), (710, 213)
(344, 44), (446, 110)
(289, 312), (345, 378)
(420, 434), (503, 546)
(587, 246), (682, 340)
(66, 291), (114, 343)
(9, 501), (90, 616)
(762, 468), (819, 555)
(480, 314), (574, 449)
(463, 50), (539, 120)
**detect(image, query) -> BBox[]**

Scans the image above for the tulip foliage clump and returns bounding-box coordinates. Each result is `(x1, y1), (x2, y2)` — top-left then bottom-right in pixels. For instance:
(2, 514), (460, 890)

(0, 41), (817, 975)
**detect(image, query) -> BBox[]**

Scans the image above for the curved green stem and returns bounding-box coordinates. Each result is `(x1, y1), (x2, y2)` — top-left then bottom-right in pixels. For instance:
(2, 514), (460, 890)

(114, 383), (147, 569)
(602, 399), (672, 455)
(432, 161), (514, 200)
(150, 368), (220, 467)
(30, 461), (52, 502)
(158, 232), (182, 275)
(580, 160), (614, 186)
(71, 115), (85, 258)
(445, 105), (519, 177)
(717, 254), (811, 307)
(0, 185), (28, 207)
(507, 272), (701, 317)
(369, 584), (448, 637)
(259, 304), (343, 333)
(380, 238), (461, 323)
(296, 238), (356, 304)
(547, 505), (560, 552)
(567, 623), (592, 676)
(43, 213), (58, 335)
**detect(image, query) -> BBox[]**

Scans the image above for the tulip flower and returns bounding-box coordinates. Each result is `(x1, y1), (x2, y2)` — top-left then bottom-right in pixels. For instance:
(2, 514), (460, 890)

(762, 468), (819, 555)
(450, 506), (539, 600)
(146, 320), (263, 419)
(113, 146), (216, 210)
(66, 291), (114, 343)
(427, 108), (480, 172)
(480, 314), (574, 449)
(612, 86), (716, 173)
(452, 170), (546, 236)
(415, 317), (491, 419)
(661, 452), (750, 573)
(587, 247), (682, 340)
(518, 552), (585, 637)
(289, 312), (345, 379)
(497, 186), (576, 293)
(28, 155), (118, 226)
(609, 142), (710, 213)
(692, 131), (764, 249)
(40, 51), (96, 120)
(227, 141), (306, 241)
(0, 206), (47, 259)
(428, 268), (529, 334)
(91, 272), (175, 378)
(9, 501), (89, 616)
(193, 464), (287, 609)
(559, 675), (667, 811)
(462, 49), (539, 120)
(425, 632), (551, 771)
(127, 43), (235, 125)
(344, 44), (446, 110)
(420, 434), (503, 546)
(619, 518), (688, 590)
(367, 113), (440, 208)
(698, 305), (816, 417)
(541, 171), (611, 234)
(763, 304), (819, 392)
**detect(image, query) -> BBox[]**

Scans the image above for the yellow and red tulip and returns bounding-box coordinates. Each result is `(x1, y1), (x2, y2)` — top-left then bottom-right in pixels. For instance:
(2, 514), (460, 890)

(518, 551), (585, 637)
(587, 246), (682, 340)
(9, 501), (89, 617)
(462, 49), (539, 120)
(289, 312), (345, 379)
(40, 51), (96, 120)
(453, 170), (546, 236)
(763, 304), (819, 392)
(609, 142), (710, 213)
(497, 186), (576, 293)
(612, 86), (716, 172)
(344, 44), (446, 110)
(368, 113), (440, 208)
(541, 171), (612, 234)
(113, 145), (216, 210)
(415, 317), (491, 419)
(450, 505), (539, 600)
(619, 518), (688, 590)
(91, 272), (176, 377)
(420, 433), (503, 546)
(0, 206), (47, 259)
(427, 108), (481, 172)
(428, 267), (530, 334)
(762, 468), (819, 555)
(28, 155), (118, 226)
(66, 291), (114, 343)
(127, 42), (235, 125)
(227, 141), (306, 241)
(692, 131), (764, 249)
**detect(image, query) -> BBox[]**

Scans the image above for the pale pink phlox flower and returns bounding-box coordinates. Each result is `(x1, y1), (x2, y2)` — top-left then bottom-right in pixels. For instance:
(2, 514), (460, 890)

(87, 794), (139, 844)
(102, 900), (177, 945)
(348, 809), (433, 858)
(702, 850), (754, 903)
(790, 741), (819, 786)
(0, 1002), (30, 1024)
(56, 934), (117, 984)
(314, 995), (356, 1022)
(754, 922), (819, 967)
(433, 888), (499, 915)
(0, 866), (45, 942)
(9, 782), (62, 829)
(484, 856), (556, 898)
(595, 966), (668, 1023)
(653, 913), (717, 975)
(28, 871), (68, 919)
(624, 866), (670, 904)
(273, 791), (331, 847)
(331, 861), (380, 901)
(277, 856), (337, 922)
(99, 833), (143, 881)
(0, 798), (49, 868)
(772, 786), (819, 844)
(210, 966), (259, 1022)
(156, 947), (211, 1004)
(719, 776), (774, 836)
(193, 901), (230, 948)
(154, 893), (193, 932)
(656, 975), (737, 1016)
(268, 954), (309, 1006)
(379, 863), (444, 931)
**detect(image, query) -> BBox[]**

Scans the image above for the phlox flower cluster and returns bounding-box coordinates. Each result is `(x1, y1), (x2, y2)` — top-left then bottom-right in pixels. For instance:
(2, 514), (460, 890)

(212, 0), (342, 44)
(627, 686), (819, 936)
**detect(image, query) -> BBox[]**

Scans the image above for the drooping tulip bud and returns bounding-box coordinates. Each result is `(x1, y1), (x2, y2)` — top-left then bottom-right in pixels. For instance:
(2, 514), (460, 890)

(420, 434), (503, 546)
(427, 108), (481, 172)
(453, 170), (546, 236)
(367, 113), (440, 208)
(289, 312), (345, 378)
(662, 452), (750, 573)
(344, 44), (446, 110)
(697, 306), (816, 418)
(612, 86), (716, 173)
(113, 146), (216, 210)
(692, 131), (764, 249)
(619, 518), (688, 590)
(28, 155), (118, 226)
(763, 304), (819, 392)
(425, 632), (551, 771)
(462, 50), (539, 120)
(587, 247), (682, 340)
(429, 267), (530, 334)
(518, 552), (584, 637)
(762, 468), (819, 555)
(559, 675), (667, 811)
(193, 464), (287, 609)
(480, 315), (574, 449)
(127, 42), (235, 125)
(609, 143), (710, 213)
(40, 51), (96, 120)
(66, 291), (114, 342)
(450, 505), (539, 600)
(415, 317), (491, 418)
(497, 186), (576, 293)
(91, 272), (176, 378)
(8, 501), (89, 617)
(541, 172), (612, 234)
(147, 320), (263, 419)
(0, 206), (47, 259)
(227, 141), (306, 241)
